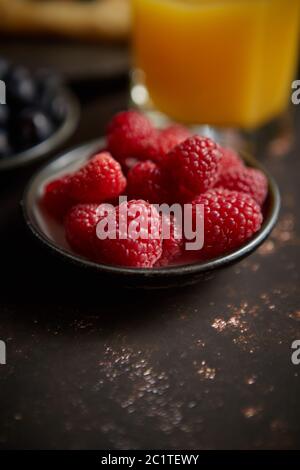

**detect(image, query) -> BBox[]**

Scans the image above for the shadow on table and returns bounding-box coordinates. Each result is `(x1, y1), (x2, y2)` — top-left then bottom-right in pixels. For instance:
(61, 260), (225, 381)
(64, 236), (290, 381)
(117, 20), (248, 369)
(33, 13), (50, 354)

(0, 209), (220, 335)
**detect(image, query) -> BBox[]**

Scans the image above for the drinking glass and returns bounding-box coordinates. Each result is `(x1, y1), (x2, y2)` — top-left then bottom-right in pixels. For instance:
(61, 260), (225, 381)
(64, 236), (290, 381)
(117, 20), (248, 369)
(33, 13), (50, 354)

(131, 0), (300, 152)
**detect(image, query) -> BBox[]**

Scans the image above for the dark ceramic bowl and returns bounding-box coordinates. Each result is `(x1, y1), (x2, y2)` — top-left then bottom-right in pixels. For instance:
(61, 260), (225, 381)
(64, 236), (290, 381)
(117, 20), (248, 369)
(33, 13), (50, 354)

(22, 138), (280, 289)
(0, 89), (80, 171)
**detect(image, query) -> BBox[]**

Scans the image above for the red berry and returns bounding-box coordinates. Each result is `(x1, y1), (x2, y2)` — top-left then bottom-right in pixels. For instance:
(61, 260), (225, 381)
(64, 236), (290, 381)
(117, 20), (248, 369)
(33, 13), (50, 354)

(42, 175), (74, 222)
(121, 157), (140, 176)
(65, 204), (101, 258)
(144, 125), (191, 165)
(220, 148), (244, 172)
(168, 136), (222, 195)
(106, 110), (154, 163)
(175, 185), (196, 204)
(216, 167), (268, 206)
(127, 160), (173, 204)
(94, 200), (162, 268)
(68, 152), (126, 204)
(191, 188), (263, 258)
(155, 214), (183, 267)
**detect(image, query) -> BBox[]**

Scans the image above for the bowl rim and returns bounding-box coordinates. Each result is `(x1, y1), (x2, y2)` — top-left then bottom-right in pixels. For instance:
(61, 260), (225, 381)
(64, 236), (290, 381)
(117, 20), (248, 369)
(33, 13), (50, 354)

(0, 88), (80, 171)
(22, 138), (281, 279)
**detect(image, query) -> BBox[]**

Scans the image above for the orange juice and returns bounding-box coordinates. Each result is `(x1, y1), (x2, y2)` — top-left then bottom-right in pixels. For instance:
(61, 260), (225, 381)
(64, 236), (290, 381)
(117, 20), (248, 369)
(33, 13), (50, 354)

(132, 0), (299, 129)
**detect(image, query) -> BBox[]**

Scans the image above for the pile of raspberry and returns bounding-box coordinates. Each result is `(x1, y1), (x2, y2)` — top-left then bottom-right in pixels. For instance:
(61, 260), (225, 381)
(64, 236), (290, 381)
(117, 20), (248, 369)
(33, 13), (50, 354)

(42, 110), (267, 268)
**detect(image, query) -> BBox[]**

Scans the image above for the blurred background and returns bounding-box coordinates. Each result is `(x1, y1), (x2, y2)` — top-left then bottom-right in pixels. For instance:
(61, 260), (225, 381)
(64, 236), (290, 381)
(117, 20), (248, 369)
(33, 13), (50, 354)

(0, 0), (130, 79)
(0, 0), (132, 168)
(0, 0), (299, 164)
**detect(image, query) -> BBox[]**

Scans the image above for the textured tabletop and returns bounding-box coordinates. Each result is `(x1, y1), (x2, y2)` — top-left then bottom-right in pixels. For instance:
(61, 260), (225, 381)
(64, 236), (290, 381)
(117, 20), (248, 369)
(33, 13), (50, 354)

(0, 78), (299, 450)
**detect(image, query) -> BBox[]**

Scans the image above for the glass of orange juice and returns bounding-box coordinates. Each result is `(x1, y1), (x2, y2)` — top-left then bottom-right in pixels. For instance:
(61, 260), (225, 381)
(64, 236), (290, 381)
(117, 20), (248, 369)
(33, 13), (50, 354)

(131, 0), (299, 148)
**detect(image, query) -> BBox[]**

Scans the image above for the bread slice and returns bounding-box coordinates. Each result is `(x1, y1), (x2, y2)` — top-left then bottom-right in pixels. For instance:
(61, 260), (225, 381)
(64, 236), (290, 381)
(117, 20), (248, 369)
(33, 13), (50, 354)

(0, 0), (130, 41)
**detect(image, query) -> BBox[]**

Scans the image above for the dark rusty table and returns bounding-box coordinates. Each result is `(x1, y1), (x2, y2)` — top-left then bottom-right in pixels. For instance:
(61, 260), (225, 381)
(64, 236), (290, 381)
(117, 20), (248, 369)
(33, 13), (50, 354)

(0, 77), (299, 450)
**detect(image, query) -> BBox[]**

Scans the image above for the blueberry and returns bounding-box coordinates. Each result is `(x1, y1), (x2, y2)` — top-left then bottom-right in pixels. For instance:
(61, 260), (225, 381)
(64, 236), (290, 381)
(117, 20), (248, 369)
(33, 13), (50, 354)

(38, 70), (63, 106)
(6, 66), (37, 108)
(0, 129), (12, 158)
(38, 75), (67, 124)
(13, 108), (55, 150)
(0, 104), (9, 126)
(37, 69), (62, 95)
(48, 94), (68, 124)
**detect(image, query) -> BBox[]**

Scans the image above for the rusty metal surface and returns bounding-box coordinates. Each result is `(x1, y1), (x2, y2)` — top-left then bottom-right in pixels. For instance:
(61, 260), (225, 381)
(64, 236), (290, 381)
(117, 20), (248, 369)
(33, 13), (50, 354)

(0, 81), (299, 450)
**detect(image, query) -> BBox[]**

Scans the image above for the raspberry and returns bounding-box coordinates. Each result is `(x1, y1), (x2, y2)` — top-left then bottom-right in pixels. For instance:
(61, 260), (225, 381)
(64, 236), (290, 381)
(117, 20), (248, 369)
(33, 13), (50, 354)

(121, 157), (140, 176)
(65, 204), (101, 258)
(42, 175), (74, 222)
(175, 185), (196, 204)
(220, 147), (244, 172)
(68, 152), (126, 204)
(155, 214), (183, 267)
(144, 125), (191, 165)
(106, 110), (154, 163)
(191, 188), (263, 258)
(94, 200), (162, 268)
(216, 167), (268, 206)
(168, 136), (222, 195)
(127, 160), (173, 204)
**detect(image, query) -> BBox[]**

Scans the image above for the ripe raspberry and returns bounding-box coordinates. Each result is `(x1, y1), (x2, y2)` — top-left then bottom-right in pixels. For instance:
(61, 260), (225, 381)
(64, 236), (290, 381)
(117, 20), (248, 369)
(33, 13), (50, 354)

(220, 147), (244, 172)
(191, 188), (263, 258)
(155, 214), (183, 267)
(127, 160), (173, 204)
(168, 136), (222, 195)
(144, 125), (191, 165)
(216, 167), (268, 206)
(65, 204), (101, 258)
(106, 110), (154, 163)
(121, 157), (140, 176)
(94, 200), (162, 268)
(68, 152), (126, 204)
(175, 185), (196, 204)
(42, 175), (74, 222)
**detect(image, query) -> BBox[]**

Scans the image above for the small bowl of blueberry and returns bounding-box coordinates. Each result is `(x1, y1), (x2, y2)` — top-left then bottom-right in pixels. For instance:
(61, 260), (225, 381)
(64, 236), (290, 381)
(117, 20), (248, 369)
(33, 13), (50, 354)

(0, 57), (80, 171)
